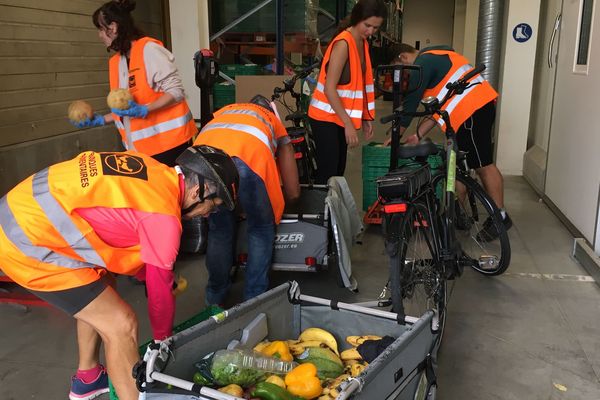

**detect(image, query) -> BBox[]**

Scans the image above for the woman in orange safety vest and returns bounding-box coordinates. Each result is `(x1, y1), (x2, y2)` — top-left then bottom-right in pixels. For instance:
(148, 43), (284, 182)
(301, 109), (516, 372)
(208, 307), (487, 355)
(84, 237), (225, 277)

(308, 0), (387, 184)
(70, 0), (196, 167)
(0, 147), (238, 400)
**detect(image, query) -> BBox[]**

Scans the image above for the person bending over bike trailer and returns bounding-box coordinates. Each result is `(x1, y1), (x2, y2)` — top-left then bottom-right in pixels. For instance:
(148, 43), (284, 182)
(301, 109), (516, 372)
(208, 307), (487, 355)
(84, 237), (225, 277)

(0, 146), (238, 400)
(192, 95), (300, 307)
(308, 0), (387, 183)
(388, 43), (512, 241)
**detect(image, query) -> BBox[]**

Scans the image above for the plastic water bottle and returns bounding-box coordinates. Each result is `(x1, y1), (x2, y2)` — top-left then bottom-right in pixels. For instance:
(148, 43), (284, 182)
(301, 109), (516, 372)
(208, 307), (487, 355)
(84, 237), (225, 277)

(213, 349), (297, 375)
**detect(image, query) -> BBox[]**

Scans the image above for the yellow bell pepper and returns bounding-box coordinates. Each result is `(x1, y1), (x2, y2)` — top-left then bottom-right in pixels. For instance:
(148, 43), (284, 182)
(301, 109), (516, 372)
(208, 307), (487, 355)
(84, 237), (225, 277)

(284, 363), (323, 399)
(261, 340), (294, 362)
(265, 374), (287, 389)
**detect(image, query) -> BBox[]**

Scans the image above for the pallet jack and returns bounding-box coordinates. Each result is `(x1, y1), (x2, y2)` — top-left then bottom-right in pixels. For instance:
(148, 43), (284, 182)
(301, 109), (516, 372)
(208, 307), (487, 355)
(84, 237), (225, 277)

(193, 48), (219, 127)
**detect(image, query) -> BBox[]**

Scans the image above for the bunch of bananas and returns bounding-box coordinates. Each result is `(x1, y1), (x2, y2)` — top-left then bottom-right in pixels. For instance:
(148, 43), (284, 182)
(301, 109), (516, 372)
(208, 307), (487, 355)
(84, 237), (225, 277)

(317, 373), (350, 399)
(283, 327), (340, 356)
(340, 334), (382, 361)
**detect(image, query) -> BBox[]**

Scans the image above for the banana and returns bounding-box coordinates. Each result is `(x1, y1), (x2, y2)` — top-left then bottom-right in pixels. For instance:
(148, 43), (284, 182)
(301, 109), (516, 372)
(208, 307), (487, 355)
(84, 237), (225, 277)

(298, 327), (339, 355)
(345, 335), (382, 347)
(343, 359), (359, 367)
(288, 340), (328, 356)
(324, 374), (349, 398)
(350, 362), (367, 377)
(340, 347), (362, 361)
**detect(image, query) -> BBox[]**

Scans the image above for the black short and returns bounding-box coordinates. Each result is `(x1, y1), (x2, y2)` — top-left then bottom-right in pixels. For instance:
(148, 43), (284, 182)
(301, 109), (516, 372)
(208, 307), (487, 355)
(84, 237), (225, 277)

(28, 274), (111, 315)
(456, 101), (496, 168)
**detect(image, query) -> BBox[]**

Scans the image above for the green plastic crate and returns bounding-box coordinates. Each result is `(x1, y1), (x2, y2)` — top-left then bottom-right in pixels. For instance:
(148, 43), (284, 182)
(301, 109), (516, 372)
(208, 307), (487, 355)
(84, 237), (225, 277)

(213, 82), (236, 110)
(361, 142), (444, 211)
(220, 64), (262, 78)
(108, 305), (223, 400)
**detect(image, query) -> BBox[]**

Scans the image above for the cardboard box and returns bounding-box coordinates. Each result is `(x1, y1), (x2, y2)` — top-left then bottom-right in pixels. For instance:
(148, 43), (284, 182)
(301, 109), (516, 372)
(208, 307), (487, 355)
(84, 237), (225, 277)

(235, 75), (302, 121)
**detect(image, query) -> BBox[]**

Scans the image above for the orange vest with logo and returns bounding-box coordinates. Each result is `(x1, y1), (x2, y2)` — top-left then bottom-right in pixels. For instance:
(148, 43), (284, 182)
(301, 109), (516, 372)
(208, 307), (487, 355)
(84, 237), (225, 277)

(108, 37), (196, 156)
(421, 50), (498, 132)
(193, 103), (285, 223)
(308, 30), (375, 129)
(0, 151), (181, 291)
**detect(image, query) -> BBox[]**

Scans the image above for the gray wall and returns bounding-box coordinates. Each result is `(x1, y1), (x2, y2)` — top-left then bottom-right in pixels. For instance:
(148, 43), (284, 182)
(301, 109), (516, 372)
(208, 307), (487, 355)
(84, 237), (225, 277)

(0, 0), (166, 196)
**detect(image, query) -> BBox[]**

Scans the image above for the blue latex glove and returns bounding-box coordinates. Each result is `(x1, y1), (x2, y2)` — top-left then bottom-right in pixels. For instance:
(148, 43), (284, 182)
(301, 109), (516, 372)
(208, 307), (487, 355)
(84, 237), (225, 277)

(111, 100), (149, 118)
(72, 114), (105, 129)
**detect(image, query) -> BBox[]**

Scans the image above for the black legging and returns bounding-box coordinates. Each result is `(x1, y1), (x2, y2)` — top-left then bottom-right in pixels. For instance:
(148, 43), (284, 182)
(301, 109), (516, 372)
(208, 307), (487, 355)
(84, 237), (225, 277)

(309, 118), (347, 184)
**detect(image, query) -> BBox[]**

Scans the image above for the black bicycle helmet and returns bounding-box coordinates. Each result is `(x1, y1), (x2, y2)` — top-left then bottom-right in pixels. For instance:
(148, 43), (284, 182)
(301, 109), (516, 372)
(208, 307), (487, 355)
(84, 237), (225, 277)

(176, 145), (239, 211)
(249, 94), (274, 113)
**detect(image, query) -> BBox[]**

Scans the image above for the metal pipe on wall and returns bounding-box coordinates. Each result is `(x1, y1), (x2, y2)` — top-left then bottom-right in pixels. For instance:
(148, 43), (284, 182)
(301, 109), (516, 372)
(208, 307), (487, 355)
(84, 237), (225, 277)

(476, 0), (504, 89)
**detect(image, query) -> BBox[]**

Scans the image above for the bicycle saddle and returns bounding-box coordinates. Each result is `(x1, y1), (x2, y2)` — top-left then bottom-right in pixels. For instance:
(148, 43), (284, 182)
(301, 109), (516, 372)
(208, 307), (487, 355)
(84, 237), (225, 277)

(397, 138), (439, 158)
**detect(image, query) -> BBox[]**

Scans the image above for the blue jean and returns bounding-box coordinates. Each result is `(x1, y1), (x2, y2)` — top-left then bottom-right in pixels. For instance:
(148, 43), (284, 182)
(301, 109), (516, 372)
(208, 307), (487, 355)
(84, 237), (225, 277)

(205, 157), (275, 305)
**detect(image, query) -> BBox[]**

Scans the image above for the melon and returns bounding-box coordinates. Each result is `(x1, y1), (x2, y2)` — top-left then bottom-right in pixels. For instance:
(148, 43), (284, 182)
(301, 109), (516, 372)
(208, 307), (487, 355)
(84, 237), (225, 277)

(295, 347), (344, 379)
(107, 89), (133, 110)
(67, 100), (93, 122)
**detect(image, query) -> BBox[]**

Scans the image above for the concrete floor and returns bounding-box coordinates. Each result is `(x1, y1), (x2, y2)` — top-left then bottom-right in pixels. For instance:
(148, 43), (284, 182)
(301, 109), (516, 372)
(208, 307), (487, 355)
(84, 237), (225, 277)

(2, 100), (600, 399)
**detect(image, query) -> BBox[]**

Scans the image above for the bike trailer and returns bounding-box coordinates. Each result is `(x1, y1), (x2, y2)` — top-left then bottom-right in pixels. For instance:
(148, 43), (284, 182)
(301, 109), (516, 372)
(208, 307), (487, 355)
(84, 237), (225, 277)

(137, 282), (438, 400)
(236, 177), (363, 291)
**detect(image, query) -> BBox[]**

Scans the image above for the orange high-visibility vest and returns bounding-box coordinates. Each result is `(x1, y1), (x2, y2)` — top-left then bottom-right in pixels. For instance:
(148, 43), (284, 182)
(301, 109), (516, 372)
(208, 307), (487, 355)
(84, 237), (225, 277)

(0, 151), (181, 291)
(109, 37), (196, 156)
(421, 49), (498, 132)
(193, 103), (286, 223)
(308, 30), (375, 129)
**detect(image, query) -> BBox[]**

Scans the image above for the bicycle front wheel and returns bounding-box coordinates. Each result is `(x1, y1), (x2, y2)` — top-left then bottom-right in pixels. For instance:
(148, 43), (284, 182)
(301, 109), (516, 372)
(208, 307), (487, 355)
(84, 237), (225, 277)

(386, 201), (446, 337)
(455, 173), (511, 275)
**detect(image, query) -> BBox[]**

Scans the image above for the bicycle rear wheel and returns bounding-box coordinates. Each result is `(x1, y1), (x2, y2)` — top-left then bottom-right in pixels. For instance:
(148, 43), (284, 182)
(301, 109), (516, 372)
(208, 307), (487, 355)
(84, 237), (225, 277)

(455, 173), (511, 275)
(385, 201), (446, 337)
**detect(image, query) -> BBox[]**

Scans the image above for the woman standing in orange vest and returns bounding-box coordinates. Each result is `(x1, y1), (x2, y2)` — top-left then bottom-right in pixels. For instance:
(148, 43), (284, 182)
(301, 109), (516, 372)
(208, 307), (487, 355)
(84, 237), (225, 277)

(71, 0), (196, 167)
(0, 147), (238, 400)
(308, 0), (387, 184)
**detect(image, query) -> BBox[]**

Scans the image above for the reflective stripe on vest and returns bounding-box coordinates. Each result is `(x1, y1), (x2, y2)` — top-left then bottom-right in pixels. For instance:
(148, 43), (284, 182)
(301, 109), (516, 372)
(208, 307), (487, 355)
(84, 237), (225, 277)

(0, 170), (106, 269)
(130, 111), (194, 143)
(201, 122), (277, 156)
(316, 82), (364, 99)
(0, 196), (99, 270)
(219, 108), (278, 150)
(309, 98), (363, 119)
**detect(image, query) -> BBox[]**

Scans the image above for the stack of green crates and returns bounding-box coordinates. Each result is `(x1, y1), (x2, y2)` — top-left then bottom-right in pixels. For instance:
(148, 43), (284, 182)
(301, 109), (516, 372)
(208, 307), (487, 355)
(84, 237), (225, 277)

(361, 142), (444, 211)
(213, 82), (236, 110)
(214, 64), (263, 110)
(220, 64), (262, 78)
(108, 305), (223, 400)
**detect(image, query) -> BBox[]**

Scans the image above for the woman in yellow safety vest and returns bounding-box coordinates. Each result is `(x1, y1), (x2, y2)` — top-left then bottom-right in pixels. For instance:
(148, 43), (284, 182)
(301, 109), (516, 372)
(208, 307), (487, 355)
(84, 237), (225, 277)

(308, 0), (387, 184)
(71, 0), (196, 166)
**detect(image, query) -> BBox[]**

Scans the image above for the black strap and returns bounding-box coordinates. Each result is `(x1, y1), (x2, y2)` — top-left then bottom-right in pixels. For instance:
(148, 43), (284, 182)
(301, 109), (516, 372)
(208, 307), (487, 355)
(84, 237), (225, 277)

(330, 300), (339, 310)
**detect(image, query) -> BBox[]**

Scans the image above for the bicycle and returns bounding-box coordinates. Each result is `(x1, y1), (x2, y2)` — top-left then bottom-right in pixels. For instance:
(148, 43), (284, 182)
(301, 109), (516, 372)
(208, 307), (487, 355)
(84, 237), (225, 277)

(271, 61), (320, 184)
(373, 63), (511, 340)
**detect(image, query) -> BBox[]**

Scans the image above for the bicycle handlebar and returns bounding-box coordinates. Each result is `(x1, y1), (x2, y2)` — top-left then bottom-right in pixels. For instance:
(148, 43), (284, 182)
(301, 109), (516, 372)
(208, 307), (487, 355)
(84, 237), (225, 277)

(283, 59), (321, 87)
(449, 63), (485, 88)
(380, 109), (431, 124)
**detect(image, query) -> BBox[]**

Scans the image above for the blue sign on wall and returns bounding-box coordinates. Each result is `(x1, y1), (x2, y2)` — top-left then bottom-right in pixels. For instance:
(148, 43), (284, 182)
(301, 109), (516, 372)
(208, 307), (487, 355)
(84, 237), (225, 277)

(513, 23), (533, 43)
